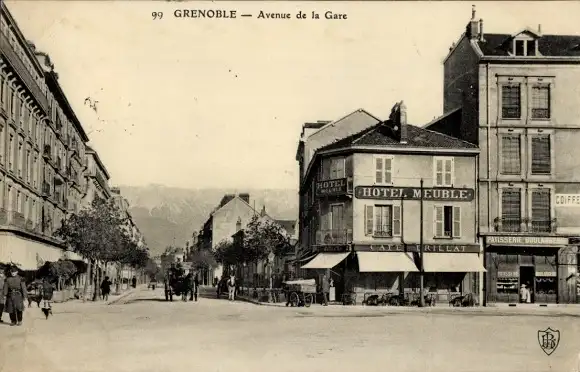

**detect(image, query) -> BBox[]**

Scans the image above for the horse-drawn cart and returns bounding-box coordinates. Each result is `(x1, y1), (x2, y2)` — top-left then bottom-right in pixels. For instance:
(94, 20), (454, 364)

(284, 279), (316, 307)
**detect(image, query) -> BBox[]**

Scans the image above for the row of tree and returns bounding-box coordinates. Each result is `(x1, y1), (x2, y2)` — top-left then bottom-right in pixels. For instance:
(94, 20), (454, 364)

(54, 198), (151, 301)
(213, 215), (293, 275)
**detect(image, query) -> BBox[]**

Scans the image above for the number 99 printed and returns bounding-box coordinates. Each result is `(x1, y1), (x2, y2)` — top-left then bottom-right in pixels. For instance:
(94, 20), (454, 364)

(152, 12), (164, 20)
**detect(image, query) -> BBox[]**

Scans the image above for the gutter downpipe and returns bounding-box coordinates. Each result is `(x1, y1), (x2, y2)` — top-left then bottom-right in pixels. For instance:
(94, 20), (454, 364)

(400, 195), (407, 297)
(485, 62), (491, 306)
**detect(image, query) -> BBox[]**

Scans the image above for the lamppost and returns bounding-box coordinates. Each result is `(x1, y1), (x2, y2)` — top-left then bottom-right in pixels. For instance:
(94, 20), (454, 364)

(419, 178), (425, 307)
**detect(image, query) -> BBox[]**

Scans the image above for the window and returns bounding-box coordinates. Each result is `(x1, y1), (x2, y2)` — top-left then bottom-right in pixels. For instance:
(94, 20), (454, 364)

(0, 75), (5, 110)
(501, 135), (521, 175)
(434, 205), (461, 238)
(0, 126), (3, 163)
(329, 158), (345, 179)
(17, 142), (22, 177)
(330, 204), (344, 231)
(434, 157), (454, 187)
(8, 135), (13, 170)
(374, 156), (393, 184)
(501, 189), (521, 232)
(531, 135), (551, 175)
(531, 189), (551, 232)
(10, 88), (16, 117)
(16, 191), (21, 213)
(364, 204), (401, 237)
(502, 85), (521, 119)
(526, 40), (536, 56)
(515, 40), (525, 56)
(531, 86), (550, 119)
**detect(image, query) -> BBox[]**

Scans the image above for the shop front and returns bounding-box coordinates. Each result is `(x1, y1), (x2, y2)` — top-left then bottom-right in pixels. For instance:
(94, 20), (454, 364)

(484, 235), (577, 304)
(300, 244), (352, 302)
(346, 243), (484, 305)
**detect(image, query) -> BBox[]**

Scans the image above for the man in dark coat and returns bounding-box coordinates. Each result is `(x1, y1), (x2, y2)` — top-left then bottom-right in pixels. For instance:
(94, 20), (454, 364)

(321, 275), (330, 306)
(193, 274), (199, 302)
(2, 266), (27, 326)
(0, 270), (5, 323)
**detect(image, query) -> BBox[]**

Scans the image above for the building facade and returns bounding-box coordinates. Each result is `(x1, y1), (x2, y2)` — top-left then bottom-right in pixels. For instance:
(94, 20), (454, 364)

(0, 3), (88, 269)
(429, 9), (580, 304)
(83, 145), (111, 205)
(297, 103), (484, 304)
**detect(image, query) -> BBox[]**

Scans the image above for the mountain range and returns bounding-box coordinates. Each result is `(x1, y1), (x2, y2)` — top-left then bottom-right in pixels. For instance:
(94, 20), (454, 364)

(118, 185), (299, 257)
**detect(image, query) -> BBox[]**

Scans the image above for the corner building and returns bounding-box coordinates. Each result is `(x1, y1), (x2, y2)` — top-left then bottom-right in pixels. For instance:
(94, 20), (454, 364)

(298, 103), (483, 305)
(428, 9), (580, 304)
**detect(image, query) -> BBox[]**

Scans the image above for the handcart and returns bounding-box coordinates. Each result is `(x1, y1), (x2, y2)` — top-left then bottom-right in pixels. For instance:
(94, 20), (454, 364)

(283, 279), (316, 307)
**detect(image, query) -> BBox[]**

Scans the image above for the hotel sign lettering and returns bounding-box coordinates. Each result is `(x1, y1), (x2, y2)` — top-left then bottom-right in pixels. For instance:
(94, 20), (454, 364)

(486, 236), (569, 246)
(354, 186), (474, 202)
(316, 178), (347, 196)
(355, 244), (480, 253)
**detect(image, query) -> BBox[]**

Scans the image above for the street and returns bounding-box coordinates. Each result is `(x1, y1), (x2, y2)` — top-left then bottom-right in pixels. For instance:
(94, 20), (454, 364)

(1, 287), (580, 372)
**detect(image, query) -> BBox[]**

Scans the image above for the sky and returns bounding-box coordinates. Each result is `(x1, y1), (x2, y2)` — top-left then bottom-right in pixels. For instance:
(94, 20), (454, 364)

(5, 1), (580, 190)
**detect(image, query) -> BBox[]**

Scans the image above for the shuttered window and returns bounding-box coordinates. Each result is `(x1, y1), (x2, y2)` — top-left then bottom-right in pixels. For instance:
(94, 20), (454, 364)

(501, 189), (521, 232)
(531, 86), (550, 119)
(434, 205), (461, 238)
(374, 156), (393, 184)
(329, 158), (345, 180)
(501, 135), (521, 175)
(531, 190), (551, 233)
(502, 85), (521, 119)
(531, 135), (551, 175)
(364, 204), (401, 237)
(330, 204), (344, 231)
(434, 157), (454, 187)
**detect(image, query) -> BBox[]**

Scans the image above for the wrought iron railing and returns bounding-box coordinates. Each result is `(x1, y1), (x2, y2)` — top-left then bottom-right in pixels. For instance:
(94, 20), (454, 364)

(315, 229), (352, 245)
(493, 218), (557, 233)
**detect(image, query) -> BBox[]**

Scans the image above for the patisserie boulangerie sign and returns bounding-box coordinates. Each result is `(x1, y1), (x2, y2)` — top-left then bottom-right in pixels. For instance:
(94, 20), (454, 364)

(354, 186), (474, 201)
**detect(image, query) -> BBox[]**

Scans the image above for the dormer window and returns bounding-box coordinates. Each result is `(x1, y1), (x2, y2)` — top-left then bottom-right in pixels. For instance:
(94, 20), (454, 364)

(513, 37), (537, 56)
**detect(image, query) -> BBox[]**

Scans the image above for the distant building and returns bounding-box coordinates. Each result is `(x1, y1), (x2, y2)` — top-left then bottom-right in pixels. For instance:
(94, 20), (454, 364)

(82, 145), (111, 206)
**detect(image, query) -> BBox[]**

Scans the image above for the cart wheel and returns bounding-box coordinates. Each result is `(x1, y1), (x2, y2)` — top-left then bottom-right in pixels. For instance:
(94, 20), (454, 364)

(290, 292), (299, 307)
(304, 293), (313, 307)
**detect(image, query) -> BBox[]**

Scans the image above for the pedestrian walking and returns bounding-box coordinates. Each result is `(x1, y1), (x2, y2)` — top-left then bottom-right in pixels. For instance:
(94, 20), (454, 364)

(2, 266), (27, 326)
(227, 275), (236, 301)
(321, 275), (330, 306)
(41, 277), (55, 319)
(0, 270), (5, 323)
(100, 276), (112, 301)
(193, 274), (199, 302)
(131, 276), (137, 289)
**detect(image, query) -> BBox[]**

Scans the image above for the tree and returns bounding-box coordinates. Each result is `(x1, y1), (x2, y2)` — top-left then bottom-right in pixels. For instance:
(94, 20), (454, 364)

(188, 249), (218, 271)
(242, 215), (293, 263)
(37, 260), (78, 290)
(54, 197), (144, 301)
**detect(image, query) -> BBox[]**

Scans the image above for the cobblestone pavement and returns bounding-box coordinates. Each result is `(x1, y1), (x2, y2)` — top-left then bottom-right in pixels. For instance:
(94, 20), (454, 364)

(1, 286), (580, 372)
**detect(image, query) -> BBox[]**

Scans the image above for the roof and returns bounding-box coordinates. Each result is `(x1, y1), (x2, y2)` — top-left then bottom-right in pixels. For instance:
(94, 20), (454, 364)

(319, 122), (478, 153)
(477, 33), (580, 57)
(274, 219), (296, 236)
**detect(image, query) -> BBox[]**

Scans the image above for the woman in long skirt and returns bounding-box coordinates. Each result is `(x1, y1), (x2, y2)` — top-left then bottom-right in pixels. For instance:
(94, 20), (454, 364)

(2, 266), (27, 326)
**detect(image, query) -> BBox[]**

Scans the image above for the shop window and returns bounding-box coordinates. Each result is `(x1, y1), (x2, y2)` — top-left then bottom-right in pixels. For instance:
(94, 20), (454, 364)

(531, 135), (551, 175)
(434, 205), (461, 238)
(374, 156), (393, 185)
(502, 85), (521, 119)
(501, 135), (521, 175)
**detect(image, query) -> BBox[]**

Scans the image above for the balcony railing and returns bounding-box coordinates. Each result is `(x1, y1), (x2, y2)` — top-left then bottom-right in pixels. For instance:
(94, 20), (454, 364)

(493, 218), (558, 233)
(8, 211), (26, 228)
(373, 228), (393, 238)
(42, 182), (51, 196)
(43, 144), (51, 159)
(315, 229), (352, 245)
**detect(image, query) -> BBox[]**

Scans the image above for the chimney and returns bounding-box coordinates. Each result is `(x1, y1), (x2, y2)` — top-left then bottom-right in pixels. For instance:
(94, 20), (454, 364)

(538, 24), (542, 34)
(466, 5), (479, 40)
(399, 101), (408, 144)
(479, 19), (484, 41)
(238, 193), (250, 205)
(260, 205), (266, 217)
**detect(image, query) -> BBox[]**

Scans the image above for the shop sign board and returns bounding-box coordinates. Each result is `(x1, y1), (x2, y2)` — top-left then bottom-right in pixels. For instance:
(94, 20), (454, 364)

(354, 186), (474, 201)
(313, 245), (350, 253)
(497, 271), (519, 278)
(354, 244), (480, 253)
(536, 271), (557, 277)
(316, 178), (347, 197)
(555, 194), (580, 207)
(486, 236), (569, 246)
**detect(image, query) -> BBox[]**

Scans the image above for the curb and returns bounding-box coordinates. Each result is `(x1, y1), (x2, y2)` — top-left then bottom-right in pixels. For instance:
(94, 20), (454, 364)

(236, 296), (286, 307)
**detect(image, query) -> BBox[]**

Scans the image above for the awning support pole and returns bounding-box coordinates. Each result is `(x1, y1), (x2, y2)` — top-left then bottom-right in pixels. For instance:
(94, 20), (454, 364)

(419, 178), (425, 308)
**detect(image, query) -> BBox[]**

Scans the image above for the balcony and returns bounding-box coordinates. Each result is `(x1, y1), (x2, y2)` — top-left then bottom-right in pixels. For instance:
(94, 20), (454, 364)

(43, 144), (52, 159)
(493, 218), (558, 234)
(8, 211), (26, 228)
(42, 182), (51, 197)
(373, 228), (393, 238)
(25, 219), (34, 231)
(315, 229), (352, 245)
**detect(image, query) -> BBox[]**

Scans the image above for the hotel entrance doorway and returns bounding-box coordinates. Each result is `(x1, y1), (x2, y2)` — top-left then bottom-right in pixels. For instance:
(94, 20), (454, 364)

(519, 266), (535, 303)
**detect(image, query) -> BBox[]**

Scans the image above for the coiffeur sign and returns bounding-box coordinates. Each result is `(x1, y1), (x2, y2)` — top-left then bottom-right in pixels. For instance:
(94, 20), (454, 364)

(354, 186), (474, 201)
(316, 178), (347, 196)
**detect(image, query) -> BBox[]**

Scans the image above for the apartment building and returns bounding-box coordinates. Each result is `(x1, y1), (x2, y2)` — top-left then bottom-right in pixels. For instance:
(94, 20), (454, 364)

(427, 8), (580, 304)
(297, 102), (483, 304)
(83, 145), (111, 205)
(0, 3), (87, 269)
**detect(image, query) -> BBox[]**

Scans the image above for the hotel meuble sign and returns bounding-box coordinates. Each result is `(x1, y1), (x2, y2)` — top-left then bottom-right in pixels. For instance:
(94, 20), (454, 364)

(316, 178), (348, 196)
(354, 186), (474, 201)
